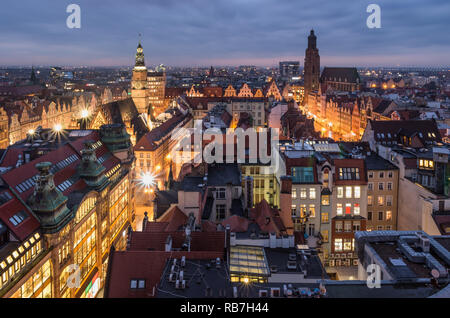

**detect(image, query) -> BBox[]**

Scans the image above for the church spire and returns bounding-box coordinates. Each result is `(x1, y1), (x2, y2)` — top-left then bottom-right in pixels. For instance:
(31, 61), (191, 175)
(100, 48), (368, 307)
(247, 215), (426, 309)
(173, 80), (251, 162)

(30, 66), (37, 84)
(134, 35), (146, 68)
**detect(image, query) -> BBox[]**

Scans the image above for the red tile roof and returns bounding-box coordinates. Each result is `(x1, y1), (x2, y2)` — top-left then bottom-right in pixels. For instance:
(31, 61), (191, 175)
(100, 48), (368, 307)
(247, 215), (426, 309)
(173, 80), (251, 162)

(250, 199), (286, 236)
(221, 215), (249, 232)
(155, 206), (187, 232)
(0, 192), (40, 241)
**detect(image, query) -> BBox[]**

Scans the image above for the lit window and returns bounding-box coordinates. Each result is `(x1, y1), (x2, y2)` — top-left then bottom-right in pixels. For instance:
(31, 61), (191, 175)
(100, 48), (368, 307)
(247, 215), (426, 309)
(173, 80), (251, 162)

(354, 186), (361, 198)
(345, 187), (352, 198)
(345, 203), (351, 215)
(321, 195), (330, 206)
(300, 204), (307, 217)
(334, 239), (343, 252)
(309, 188), (316, 199)
(337, 187), (343, 198)
(354, 204), (360, 215)
(309, 204), (316, 218)
(291, 189), (297, 199)
(386, 211), (392, 221)
(336, 203), (343, 216)
(378, 196), (384, 206)
(344, 239), (352, 251)
(300, 188), (307, 199)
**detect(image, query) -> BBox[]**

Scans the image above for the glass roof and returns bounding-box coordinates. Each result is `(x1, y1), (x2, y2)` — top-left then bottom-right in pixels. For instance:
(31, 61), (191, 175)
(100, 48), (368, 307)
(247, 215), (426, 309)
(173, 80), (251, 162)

(229, 245), (270, 276)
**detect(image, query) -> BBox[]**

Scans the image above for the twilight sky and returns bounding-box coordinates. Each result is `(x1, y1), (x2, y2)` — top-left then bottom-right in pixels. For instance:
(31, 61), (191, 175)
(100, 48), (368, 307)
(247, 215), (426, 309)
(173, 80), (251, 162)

(0, 0), (449, 67)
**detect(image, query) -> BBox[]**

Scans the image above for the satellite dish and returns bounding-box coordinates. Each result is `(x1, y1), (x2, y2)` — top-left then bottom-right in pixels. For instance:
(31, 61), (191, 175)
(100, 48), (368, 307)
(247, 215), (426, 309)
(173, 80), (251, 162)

(431, 269), (440, 279)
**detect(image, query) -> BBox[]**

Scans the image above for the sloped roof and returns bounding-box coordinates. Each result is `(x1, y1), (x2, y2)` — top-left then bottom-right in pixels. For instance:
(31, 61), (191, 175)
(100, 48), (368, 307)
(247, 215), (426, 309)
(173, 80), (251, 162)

(221, 215), (249, 233)
(320, 67), (360, 84)
(250, 199), (286, 236)
(155, 206), (188, 232)
(369, 120), (442, 143)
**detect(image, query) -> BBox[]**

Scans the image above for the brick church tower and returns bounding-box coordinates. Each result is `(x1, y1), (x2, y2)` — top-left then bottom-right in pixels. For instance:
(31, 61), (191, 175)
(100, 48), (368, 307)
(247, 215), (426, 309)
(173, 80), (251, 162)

(303, 29), (320, 105)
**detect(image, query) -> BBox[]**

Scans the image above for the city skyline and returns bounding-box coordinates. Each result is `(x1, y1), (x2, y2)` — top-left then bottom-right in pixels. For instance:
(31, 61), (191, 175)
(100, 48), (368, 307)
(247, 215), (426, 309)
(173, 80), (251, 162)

(0, 0), (449, 67)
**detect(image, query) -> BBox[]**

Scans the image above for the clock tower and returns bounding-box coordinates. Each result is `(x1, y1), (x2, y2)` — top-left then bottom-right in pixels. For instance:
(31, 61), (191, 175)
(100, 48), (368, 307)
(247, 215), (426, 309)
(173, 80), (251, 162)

(131, 40), (148, 114)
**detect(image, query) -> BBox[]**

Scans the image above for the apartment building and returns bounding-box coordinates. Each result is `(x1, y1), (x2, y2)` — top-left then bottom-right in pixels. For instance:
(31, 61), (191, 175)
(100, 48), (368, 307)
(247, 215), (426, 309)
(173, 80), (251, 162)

(365, 154), (399, 231)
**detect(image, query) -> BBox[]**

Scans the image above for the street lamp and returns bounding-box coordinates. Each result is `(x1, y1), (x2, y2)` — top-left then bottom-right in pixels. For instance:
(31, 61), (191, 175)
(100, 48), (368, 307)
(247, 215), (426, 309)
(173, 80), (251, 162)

(53, 123), (62, 132)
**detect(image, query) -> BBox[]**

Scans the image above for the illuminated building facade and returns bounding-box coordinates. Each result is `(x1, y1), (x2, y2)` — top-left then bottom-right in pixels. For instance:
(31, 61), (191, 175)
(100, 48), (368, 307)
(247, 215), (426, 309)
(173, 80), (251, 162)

(0, 124), (135, 298)
(147, 68), (166, 117)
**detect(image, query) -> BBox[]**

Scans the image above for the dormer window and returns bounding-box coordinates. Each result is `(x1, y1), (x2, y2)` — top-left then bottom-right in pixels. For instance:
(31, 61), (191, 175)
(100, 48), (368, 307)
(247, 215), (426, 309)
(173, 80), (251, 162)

(130, 279), (146, 289)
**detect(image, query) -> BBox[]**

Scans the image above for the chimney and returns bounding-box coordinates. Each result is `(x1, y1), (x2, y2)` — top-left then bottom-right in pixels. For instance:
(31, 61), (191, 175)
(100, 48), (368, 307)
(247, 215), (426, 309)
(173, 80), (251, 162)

(225, 225), (231, 264)
(279, 176), (294, 235)
(16, 154), (23, 168)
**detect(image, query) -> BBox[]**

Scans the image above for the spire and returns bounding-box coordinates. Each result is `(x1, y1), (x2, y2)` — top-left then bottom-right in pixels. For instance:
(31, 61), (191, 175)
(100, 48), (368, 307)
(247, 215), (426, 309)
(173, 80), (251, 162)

(308, 29), (317, 50)
(167, 162), (174, 190)
(134, 35), (146, 68)
(30, 66), (37, 84)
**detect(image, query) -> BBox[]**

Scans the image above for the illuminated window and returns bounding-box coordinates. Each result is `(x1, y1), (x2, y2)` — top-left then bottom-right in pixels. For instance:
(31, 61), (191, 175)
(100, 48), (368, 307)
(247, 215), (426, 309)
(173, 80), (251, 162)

(321, 195), (330, 205)
(309, 188), (316, 199)
(336, 203), (343, 216)
(309, 204), (316, 218)
(378, 196), (384, 206)
(354, 186), (361, 198)
(345, 187), (352, 198)
(337, 187), (343, 198)
(354, 203), (360, 215)
(345, 203), (351, 215)
(386, 211), (392, 221)
(321, 230), (329, 242)
(321, 213), (329, 223)
(291, 189), (297, 199)
(300, 188), (307, 199)
(344, 239), (352, 251)
(334, 239), (343, 252)
(368, 195), (373, 205)
(291, 205), (297, 217)
(300, 204), (307, 217)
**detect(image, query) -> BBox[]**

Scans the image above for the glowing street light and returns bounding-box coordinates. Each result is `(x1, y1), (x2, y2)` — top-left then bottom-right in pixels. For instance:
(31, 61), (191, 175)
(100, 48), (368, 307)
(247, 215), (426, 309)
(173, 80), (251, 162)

(53, 123), (62, 132)
(27, 129), (35, 135)
(242, 277), (249, 284)
(140, 172), (156, 189)
(81, 109), (89, 118)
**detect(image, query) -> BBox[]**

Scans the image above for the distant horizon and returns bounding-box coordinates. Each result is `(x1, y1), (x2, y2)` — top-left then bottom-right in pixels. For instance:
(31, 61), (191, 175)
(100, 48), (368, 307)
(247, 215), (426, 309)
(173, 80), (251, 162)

(1, 63), (449, 69)
(1, 0), (449, 68)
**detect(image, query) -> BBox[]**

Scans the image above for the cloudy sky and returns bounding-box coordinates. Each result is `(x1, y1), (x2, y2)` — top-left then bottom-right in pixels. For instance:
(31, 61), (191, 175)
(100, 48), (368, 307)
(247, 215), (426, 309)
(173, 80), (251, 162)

(0, 0), (449, 67)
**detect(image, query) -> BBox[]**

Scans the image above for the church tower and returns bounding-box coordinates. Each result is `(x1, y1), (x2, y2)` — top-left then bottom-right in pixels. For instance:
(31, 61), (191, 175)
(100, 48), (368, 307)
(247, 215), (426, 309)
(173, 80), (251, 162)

(131, 40), (148, 114)
(303, 29), (320, 104)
